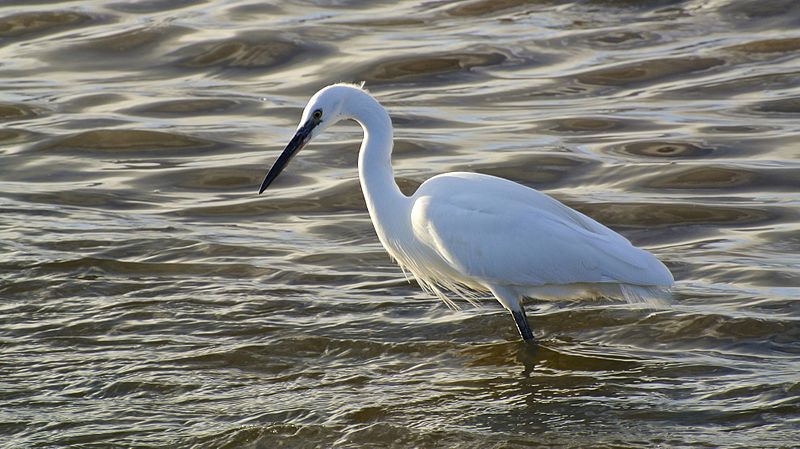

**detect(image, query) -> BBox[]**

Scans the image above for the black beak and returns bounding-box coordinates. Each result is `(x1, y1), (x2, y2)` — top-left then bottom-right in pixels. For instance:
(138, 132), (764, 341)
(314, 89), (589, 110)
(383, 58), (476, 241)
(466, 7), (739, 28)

(258, 118), (317, 194)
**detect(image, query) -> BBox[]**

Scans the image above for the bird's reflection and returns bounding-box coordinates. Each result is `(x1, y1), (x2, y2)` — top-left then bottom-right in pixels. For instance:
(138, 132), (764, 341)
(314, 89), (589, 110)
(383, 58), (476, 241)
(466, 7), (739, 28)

(515, 341), (542, 377)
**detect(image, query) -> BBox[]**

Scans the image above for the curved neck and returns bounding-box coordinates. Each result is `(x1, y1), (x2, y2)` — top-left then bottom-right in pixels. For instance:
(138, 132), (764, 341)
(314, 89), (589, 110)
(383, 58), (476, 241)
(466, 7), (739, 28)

(349, 94), (408, 230)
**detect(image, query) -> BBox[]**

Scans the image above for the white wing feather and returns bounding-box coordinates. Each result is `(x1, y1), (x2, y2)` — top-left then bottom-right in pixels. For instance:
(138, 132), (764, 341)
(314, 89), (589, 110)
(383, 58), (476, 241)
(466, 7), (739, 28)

(410, 172), (673, 290)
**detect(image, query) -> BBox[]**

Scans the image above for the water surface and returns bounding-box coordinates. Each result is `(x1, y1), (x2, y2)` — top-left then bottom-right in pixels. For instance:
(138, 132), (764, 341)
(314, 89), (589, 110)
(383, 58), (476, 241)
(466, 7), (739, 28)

(1, 0), (799, 447)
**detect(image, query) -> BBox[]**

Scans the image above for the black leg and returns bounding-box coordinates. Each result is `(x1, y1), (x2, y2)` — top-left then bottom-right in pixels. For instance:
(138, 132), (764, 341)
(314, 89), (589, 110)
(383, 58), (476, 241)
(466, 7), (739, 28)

(511, 307), (534, 341)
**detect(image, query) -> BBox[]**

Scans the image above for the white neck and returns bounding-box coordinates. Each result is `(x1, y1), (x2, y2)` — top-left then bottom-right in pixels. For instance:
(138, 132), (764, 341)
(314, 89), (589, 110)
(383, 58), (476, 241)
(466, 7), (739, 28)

(347, 91), (409, 243)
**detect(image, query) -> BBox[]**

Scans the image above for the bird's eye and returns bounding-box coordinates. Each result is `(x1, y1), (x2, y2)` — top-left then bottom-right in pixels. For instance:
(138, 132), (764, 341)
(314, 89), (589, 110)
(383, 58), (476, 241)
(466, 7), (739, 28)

(312, 109), (323, 120)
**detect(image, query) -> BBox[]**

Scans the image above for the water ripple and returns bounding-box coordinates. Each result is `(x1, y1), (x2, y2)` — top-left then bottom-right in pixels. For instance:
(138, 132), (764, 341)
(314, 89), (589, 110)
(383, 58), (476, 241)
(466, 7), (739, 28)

(1, 0), (798, 448)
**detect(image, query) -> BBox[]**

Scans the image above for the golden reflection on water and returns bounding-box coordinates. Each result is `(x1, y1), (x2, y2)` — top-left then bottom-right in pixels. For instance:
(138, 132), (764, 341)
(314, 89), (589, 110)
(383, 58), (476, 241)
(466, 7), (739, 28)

(0, 1), (799, 448)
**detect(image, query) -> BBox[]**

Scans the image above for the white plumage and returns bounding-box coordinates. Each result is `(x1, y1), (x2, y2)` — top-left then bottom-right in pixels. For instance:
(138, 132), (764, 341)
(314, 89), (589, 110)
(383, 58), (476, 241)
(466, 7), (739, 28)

(259, 83), (673, 341)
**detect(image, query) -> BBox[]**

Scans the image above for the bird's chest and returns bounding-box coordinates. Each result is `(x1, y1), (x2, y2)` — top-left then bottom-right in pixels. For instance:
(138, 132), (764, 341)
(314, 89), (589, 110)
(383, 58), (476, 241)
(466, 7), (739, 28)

(369, 205), (483, 291)
(386, 236), (481, 290)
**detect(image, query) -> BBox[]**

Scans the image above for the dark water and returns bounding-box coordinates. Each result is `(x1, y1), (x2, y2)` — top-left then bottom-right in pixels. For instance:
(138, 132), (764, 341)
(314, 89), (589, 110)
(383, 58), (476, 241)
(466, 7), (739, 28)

(1, 0), (799, 447)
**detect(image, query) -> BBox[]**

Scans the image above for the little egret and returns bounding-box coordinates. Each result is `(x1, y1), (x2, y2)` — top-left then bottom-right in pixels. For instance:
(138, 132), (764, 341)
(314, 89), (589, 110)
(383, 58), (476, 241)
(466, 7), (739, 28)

(259, 83), (673, 341)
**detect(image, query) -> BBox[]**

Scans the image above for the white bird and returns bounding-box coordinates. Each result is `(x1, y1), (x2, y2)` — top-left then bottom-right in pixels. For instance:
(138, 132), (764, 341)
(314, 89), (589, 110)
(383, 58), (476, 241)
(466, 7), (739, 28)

(259, 83), (673, 341)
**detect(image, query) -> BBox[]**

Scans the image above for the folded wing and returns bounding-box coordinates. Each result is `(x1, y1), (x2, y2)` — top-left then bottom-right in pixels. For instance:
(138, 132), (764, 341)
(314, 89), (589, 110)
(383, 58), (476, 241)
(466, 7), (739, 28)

(410, 173), (673, 289)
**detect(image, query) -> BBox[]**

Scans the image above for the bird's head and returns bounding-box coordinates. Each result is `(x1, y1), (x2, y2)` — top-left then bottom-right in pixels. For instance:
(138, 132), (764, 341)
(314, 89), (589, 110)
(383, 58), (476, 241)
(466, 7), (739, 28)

(258, 83), (367, 194)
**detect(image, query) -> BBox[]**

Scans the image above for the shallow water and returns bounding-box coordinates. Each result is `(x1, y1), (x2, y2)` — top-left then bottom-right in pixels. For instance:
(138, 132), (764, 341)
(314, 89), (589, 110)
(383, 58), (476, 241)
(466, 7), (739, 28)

(1, 0), (799, 447)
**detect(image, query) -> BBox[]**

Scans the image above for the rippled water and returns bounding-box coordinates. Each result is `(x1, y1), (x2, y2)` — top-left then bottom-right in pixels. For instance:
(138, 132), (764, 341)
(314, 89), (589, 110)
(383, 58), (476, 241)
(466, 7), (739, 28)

(1, 0), (799, 447)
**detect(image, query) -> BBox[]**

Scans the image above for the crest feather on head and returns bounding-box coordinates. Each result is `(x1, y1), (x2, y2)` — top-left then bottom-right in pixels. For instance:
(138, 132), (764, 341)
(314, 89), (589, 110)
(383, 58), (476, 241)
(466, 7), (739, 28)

(334, 81), (368, 92)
